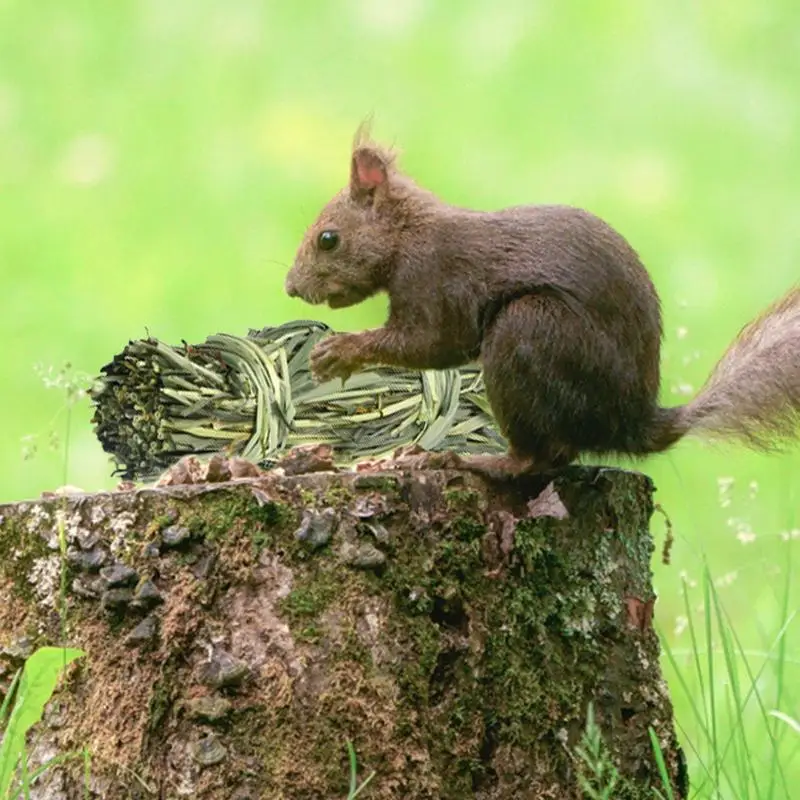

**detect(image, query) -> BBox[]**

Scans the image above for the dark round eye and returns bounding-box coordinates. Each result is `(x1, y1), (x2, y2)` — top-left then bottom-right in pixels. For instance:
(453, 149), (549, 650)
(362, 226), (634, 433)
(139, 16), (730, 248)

(317, 230), (340, 252)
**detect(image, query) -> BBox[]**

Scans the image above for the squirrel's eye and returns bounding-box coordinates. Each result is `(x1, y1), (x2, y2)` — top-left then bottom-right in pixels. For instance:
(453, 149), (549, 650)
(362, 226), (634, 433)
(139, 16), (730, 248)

(317, 230), (340, 252)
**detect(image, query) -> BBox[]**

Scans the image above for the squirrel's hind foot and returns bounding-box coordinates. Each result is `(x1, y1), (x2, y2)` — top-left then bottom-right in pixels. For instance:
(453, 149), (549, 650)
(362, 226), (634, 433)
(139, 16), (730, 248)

(457, 452), (539, 481)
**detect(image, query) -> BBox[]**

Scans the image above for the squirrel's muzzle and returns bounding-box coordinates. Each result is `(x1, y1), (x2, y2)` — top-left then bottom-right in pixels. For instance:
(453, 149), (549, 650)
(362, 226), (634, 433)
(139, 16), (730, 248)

(284, 272), (300, 298)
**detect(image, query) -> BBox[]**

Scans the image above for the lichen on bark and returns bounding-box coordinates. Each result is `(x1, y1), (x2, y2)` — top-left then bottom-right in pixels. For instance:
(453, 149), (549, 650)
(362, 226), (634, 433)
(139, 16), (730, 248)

(0, 465), (687, 799)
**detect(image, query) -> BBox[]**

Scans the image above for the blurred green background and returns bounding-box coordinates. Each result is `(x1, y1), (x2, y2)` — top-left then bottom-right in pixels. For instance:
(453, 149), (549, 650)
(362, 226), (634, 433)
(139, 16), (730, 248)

(1, 0), (798, 792)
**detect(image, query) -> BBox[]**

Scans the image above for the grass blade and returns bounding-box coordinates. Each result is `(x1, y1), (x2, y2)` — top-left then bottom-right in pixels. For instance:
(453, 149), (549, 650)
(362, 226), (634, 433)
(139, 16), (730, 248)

(0, 647), (84, 799)
(347, 740), (357, 796)
(702, 569), (720, 794)
(8, 751), (85, 800)
(708, 565), (758, 798)
(769, 711), (800, 736)
(721, 600), (792, 799)
(0, 669), (21, 730)
(648, 727), (676, 800)
(768, 535), (793, 800)
(345, 740), (376, 799)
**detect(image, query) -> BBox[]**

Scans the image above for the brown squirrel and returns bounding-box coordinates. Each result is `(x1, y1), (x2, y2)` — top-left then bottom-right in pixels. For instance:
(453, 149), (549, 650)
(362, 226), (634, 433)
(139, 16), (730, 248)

(285, 127), (800, 477)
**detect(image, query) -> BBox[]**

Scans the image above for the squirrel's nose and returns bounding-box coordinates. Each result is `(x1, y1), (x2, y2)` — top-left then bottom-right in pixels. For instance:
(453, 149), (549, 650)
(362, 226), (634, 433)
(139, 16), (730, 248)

(285, 274), (299, 297)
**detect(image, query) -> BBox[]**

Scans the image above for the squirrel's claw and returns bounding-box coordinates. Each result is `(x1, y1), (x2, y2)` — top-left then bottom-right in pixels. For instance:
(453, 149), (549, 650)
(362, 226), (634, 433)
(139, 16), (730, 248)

(310, 334), (362, 383)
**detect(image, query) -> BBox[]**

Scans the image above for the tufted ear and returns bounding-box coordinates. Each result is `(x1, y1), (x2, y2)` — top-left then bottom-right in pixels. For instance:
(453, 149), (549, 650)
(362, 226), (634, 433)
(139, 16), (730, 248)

(350, 146), (389, 203)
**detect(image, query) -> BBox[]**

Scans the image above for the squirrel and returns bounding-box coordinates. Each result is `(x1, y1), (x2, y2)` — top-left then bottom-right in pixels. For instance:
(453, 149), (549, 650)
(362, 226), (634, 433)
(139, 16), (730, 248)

(284, 126), (800, 478)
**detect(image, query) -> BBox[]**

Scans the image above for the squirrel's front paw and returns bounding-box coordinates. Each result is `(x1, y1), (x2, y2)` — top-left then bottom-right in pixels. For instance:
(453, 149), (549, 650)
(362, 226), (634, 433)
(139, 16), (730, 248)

(310, 334), (364, 382)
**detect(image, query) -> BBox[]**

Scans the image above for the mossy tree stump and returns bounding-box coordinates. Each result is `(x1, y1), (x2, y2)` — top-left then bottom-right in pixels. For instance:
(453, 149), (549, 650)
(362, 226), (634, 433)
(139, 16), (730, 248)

(0, 464), (687, 799)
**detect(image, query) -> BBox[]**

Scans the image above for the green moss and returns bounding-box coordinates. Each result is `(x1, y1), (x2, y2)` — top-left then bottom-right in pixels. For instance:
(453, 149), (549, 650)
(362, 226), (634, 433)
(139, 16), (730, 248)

(153, 512), (176, 530)
(276, 549), (356, 627)
(280, 584), (336, 620)
(449, 516), (486, 543)
(296, 624), (321, 643)
(334, 625), (374, 668)
(148, 661), (178, 734)
(442, 489), (486, 551)
(174, 550), (199, 567)
(353, 474), (399, 493)
(250, 528), (272, 554)
(182, 495), (244, 541)
(259, 500), (294, 528)
(393, 616), (441, 705)
(443, 487), (481, 512)
(178, 490), (294, 554)
(322, 482), (354, 506)
(297, 488), (316, 507)
(511, 518), (547, 569)
(0, 514), (52, 602)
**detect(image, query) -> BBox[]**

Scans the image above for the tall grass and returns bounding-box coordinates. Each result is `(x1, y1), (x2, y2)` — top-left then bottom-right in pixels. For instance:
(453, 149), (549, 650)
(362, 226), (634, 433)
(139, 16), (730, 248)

(659, 563), (798, 799)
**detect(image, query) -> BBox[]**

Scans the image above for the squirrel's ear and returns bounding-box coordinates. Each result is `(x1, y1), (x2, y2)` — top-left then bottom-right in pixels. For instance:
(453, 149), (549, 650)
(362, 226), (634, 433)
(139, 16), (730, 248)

(350, 147), (389, 204)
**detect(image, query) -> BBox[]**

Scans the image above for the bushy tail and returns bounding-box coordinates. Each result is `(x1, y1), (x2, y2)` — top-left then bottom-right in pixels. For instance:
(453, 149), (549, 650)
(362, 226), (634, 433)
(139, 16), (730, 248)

(648, 287), (800, 452)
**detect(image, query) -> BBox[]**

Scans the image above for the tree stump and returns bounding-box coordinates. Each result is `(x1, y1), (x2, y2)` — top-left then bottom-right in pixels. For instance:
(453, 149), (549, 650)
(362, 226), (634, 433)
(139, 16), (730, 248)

(0, 464), (687, 799)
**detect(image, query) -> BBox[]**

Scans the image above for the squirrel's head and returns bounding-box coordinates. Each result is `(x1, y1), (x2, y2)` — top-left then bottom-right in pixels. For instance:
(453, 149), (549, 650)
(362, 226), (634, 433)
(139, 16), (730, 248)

(285, 129), (411, 309)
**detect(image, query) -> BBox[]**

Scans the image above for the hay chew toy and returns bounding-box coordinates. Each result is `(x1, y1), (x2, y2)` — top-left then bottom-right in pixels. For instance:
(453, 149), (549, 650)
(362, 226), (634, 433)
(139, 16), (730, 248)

(91, 320), (506, 480)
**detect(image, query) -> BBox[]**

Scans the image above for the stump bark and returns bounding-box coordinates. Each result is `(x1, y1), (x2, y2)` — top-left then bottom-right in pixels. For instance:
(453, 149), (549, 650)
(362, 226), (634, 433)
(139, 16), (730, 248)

(0, 465), (687, 799)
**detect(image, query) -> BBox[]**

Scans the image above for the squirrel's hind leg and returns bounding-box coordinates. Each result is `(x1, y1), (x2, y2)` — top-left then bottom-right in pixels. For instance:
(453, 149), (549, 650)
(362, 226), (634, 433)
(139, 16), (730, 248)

(455, 448), (575, 480)
(479, 292), (648, 460)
